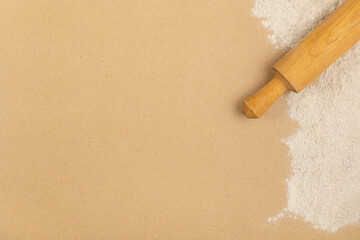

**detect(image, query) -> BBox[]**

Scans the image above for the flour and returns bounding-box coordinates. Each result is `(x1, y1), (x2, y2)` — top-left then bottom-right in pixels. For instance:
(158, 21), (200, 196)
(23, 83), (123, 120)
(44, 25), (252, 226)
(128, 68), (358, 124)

(252, 0), (360, 233)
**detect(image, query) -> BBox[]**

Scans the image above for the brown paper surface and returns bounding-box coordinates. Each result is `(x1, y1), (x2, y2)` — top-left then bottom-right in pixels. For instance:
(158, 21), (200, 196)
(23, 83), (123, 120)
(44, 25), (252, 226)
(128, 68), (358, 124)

(0, 1), (359, 239)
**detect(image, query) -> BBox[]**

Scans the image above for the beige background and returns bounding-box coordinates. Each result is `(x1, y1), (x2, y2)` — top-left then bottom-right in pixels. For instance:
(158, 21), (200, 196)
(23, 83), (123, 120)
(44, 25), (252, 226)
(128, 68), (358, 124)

(0, 0), (359, 239)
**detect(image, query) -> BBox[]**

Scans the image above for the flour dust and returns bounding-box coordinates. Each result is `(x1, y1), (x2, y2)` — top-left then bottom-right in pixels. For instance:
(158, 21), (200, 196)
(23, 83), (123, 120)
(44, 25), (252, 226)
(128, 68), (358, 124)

(252, 0), (360, 233)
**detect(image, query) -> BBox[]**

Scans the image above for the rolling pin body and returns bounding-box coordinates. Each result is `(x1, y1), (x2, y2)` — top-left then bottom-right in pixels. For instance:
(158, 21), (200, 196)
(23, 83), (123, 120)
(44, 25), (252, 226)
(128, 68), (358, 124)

(243, 0), (360, 118)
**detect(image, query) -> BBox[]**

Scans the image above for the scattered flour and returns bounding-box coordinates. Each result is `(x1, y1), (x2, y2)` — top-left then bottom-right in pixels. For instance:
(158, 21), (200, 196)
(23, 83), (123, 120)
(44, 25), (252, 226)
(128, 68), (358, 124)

(252, 0), (360, 233)
(267, 212), (286, 223)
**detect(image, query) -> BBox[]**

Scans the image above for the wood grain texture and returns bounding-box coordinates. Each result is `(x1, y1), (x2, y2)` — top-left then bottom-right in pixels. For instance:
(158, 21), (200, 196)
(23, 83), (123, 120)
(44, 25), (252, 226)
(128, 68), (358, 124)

(275, 0), (360, 92)
(243, 76), (287, 118)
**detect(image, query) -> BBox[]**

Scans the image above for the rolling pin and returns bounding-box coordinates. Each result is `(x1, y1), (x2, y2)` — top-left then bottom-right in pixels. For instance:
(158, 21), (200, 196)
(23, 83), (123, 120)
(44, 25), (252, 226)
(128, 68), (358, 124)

(243, 0), (360, 118)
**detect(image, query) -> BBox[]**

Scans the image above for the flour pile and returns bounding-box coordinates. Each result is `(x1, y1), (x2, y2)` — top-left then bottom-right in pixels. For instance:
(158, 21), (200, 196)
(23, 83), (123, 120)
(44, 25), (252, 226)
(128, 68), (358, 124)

(252, 0), (360, 233)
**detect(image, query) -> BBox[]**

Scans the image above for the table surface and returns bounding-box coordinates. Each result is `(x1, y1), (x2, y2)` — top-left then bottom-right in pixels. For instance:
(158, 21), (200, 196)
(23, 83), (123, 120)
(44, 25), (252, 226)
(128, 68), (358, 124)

(0, 1), (358, 239)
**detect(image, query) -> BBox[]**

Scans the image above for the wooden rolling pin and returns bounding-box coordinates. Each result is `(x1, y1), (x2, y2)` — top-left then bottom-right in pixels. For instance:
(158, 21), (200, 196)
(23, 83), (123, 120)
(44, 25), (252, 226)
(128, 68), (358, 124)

(243, 0), (360, 118)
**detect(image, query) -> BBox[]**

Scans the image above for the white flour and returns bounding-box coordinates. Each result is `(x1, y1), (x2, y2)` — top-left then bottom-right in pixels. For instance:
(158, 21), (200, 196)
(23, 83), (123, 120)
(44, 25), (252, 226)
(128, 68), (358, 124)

(252, 0), (360, 233)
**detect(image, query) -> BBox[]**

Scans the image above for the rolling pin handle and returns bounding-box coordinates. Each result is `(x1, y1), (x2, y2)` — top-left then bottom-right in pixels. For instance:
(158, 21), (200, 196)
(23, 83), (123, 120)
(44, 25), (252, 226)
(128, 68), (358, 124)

(243, 76), (288, 118)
